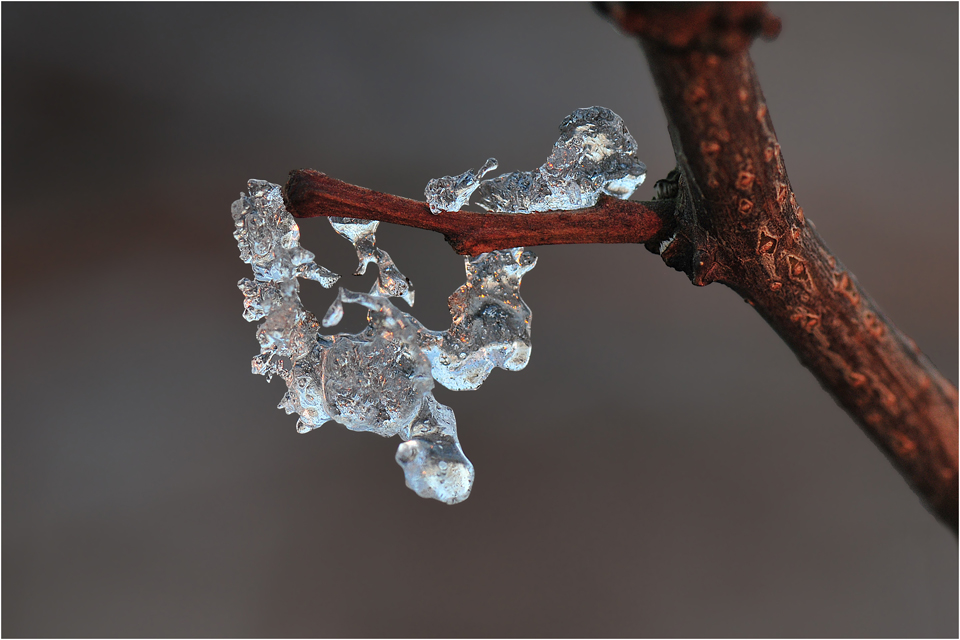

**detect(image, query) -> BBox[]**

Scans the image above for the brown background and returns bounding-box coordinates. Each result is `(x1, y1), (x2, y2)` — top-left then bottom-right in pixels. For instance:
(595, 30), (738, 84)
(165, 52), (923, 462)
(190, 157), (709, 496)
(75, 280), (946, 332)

(3, 3), (957, 637)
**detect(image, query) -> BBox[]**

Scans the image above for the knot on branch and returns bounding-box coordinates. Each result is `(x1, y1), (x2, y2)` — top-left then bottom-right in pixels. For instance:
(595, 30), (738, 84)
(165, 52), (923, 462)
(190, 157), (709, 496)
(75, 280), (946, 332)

(596, 1), (781, 53)
(646, 169), (723, 287)
(653, 167), (683, 201)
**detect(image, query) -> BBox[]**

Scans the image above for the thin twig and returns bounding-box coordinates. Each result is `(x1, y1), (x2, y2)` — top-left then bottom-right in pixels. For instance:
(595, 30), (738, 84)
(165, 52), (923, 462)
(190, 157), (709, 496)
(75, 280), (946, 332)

(284, 169), (676, 256)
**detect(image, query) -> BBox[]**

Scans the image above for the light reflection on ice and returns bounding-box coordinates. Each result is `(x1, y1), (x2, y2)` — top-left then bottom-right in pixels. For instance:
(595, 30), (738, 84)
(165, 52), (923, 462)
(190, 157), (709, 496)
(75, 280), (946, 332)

(235, 107), (645, 504)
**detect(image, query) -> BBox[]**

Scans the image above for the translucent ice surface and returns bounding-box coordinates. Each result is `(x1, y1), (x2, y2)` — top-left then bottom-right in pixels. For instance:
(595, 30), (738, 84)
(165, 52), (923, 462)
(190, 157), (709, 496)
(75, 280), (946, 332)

(424, 157), (498, 215)
(285, 289), (433, 437)
(475, 106), (646, 213)
(235, 180), (475, 503)
(233, 180), (338, 383)
(328, 217), (414, 306)
(233, 180), (340, 287)
(397, 394), (474, 504)
(412, 247), (536, 391)
(234, 107), (644, 505)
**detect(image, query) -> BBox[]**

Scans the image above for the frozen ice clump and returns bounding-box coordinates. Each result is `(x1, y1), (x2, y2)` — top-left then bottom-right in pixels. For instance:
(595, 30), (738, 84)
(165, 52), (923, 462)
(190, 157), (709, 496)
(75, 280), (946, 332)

(233, 180), (340, 286)
(233, 180), (338, 383)
(235, 107), (644, 504)
(419, 154), (539, 391)
(412, 247), (537, 391)
(235, 181), (475, 503)
(328, 217), (415, 306)
(283, 289), (434, 437)
(279, 287), (474, 503)
(397, 395), (474, 504)
(424, 157), (498, 214)
(475, 106), (646, 213)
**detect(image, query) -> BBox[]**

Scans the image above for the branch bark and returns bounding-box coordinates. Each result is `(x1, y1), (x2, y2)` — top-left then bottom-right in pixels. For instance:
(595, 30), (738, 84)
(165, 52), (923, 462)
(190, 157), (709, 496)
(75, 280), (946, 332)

(600, 1), (958, 531)
(284, 169), (676, 256)
(283, 2), (958, 532)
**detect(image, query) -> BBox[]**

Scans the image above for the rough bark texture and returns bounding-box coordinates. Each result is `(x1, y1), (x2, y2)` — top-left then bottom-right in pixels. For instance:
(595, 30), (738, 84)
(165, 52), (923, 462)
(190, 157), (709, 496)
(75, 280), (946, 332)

(284, 169), (676, 256)
(598, 1), (782, 53)
(601, 2), (958, 531)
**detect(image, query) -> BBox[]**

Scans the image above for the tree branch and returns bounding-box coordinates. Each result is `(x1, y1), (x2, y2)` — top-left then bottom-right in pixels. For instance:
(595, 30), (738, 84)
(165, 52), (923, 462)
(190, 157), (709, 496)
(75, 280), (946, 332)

(284, 169), (676, 256)
(599, 1), (958, 532)
(282, 2), (958, 532)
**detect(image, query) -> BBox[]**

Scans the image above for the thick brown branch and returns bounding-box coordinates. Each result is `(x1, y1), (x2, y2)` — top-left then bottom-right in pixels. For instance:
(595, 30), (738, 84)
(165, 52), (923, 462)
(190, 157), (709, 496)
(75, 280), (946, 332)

(601, 4), (958, 531)
(284, 169), (676, 256)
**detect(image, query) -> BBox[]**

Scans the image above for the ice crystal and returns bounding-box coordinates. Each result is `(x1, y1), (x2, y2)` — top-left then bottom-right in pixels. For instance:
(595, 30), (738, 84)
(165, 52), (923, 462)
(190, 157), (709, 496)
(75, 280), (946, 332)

(412, 248), (536, 391)
(233, 180), (338, 383)
(424, 157), (498, 215)
(233, 182), (340, 288)
(287, 289), (433, 437)
(328, 217), (414, 306)
(475, 106), (646, 213)
(397, 395), (474, 504)
(234, 180), (495, 504)
(235, 106), (645, 505)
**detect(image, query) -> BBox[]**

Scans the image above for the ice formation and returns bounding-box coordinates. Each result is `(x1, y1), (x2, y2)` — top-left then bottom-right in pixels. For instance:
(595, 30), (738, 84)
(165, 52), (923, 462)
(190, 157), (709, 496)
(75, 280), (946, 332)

(234, 181), (517, 504)
(235, 106), (645, 504)
(328, 217), (414, 306)
(424, 157), (498, 215)
(396, 395), (474, 504)
(410, 248), (536, 391)
(472, 106), (646, 213)
(420, 106), (647, 385)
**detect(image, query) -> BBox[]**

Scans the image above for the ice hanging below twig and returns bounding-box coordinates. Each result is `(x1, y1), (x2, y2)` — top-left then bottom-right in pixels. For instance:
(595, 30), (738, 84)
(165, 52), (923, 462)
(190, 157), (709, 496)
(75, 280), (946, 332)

(410, 248), (536, 391)
(328, 217), (415, 306)
(396, 394), (474, 504)
(232, 180), (338, 382)
(235, 106), (645, 505)
(233, 181), (478, 504)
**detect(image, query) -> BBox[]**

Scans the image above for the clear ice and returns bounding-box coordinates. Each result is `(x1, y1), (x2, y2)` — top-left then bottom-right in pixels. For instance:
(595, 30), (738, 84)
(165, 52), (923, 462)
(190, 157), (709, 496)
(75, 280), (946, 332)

(411, 248), (536, 391)
(234, 181), (489, 504)
(328, 217), (414, 306)
(424, 157), (498, 215)
(474, 106), (647, 213)
(396, 395), (474, 504)
(235, 107), (645, 505)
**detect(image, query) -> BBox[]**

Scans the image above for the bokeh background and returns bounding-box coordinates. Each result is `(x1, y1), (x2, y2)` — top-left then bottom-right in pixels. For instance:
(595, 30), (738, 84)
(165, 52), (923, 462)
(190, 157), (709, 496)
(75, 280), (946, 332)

(3, 3), (957, 637)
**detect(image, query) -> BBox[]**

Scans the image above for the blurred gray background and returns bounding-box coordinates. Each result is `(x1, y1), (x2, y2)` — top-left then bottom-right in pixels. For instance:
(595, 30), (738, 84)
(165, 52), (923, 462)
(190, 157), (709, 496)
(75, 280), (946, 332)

(3, 3), (957, 637)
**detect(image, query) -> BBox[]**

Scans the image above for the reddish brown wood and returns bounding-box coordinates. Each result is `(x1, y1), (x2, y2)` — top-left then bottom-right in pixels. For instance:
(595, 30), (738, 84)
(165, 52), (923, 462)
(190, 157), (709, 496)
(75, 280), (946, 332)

(598, 1), (781, 53)
(604, 3), (959, 532)
(284, 169), (676, 256)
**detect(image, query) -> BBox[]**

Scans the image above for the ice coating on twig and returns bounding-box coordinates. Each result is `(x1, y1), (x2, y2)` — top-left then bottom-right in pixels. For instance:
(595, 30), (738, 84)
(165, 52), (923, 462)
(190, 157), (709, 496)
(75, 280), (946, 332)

(475, 106), (647, 213)
(424, 157), (498, 215)
(328, 217), (415, 306)
(233, 180), (340, 288)
(233, 180), (338, 382)
(234, 107), (643, 505)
